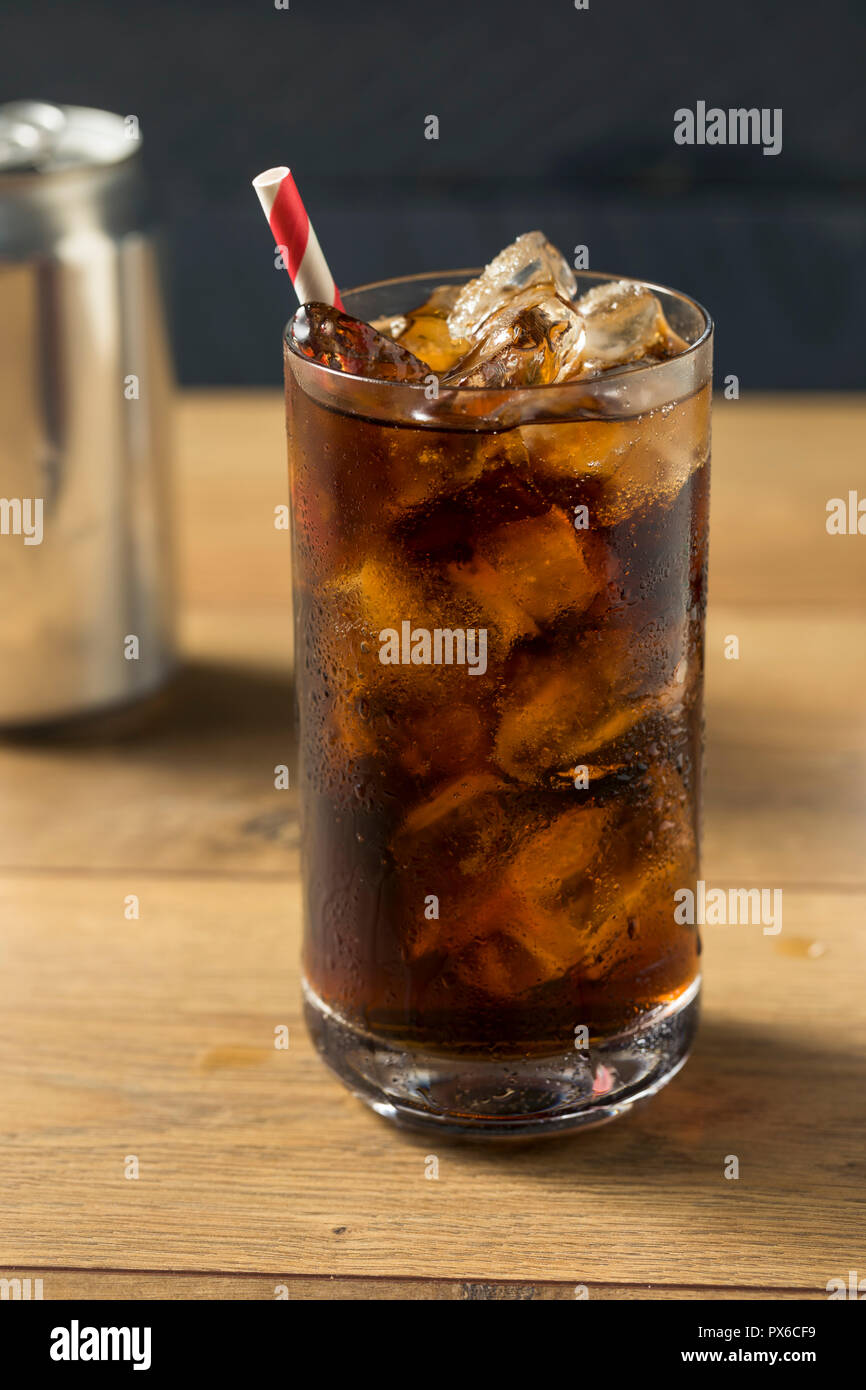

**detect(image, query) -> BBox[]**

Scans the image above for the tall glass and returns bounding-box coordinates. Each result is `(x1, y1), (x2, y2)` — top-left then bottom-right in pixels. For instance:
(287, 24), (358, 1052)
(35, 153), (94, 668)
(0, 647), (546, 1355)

(285, 271), (712, 1137)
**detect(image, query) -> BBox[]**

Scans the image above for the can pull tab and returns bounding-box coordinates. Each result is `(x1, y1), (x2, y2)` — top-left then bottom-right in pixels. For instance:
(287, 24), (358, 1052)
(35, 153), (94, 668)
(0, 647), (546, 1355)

(0, 101), (66, 172)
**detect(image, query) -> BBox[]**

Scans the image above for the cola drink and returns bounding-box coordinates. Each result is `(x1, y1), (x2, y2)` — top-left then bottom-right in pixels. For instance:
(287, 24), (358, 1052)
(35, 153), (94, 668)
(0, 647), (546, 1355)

(284, 235), (713, 1136)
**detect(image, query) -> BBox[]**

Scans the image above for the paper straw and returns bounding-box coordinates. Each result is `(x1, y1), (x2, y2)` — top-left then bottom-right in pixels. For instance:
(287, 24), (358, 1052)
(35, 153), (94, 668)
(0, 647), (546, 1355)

(252, 166), (343, 310)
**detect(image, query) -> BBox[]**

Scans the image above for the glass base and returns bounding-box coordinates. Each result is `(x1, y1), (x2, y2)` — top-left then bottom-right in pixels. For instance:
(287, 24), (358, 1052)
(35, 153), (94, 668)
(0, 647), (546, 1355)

(303, 976), (700, 1140)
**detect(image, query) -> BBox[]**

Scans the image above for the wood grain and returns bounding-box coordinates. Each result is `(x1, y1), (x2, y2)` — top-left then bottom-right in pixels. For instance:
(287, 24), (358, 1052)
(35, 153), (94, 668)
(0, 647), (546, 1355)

(0, 389), (864, 1300)
(0, 871), (862, 1289)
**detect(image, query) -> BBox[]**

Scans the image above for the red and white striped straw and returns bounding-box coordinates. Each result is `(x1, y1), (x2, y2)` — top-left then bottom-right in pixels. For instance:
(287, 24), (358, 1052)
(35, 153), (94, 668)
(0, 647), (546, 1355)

(252, 166), (343, 310)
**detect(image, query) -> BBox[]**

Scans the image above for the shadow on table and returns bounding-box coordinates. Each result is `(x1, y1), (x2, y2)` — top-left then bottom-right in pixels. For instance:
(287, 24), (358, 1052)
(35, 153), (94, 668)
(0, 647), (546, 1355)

(0, 659), (299, 863)
(1, 658), (295, 760)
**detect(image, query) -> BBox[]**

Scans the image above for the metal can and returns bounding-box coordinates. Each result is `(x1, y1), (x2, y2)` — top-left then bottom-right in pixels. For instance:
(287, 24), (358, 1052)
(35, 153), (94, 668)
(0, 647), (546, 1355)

(0, 101), (175, 726)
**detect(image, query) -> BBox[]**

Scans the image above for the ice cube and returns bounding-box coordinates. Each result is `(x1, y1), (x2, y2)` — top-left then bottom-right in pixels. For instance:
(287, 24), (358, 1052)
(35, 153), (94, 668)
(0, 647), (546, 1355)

(576, 765), (698, 981)
(449, 798), (613, 996)
(483, 799), (613, 989)
(323, 558), (510, 784)
(388, 756), (697, 999)
(451, 905), (574, 997)
(330, 558), (430, 649)
(397, 311), (466, 374)
(386, 423), (533, 516)
(394, 773), (511, 881)
(508, 800), (613, 904)
(389, 764), (695, 1000)
(391, 779), (603, 994)
(520, 417), (638, 485)
(390, 775), (516, 961)
(396, 702), (491, 782)
(445, 553), (541, 647)
(520, 387), (710, 527)
(289, 302), (430, 381)
(447, 231), (577, 342)
(400, 876), (570, 998)
(576, 279), (683, 373)
(384, 284), (469, 374)
(493, 767), (697, 990)
(324, 652), (493, 787)
(464, 506), (601, 627)
(494, 624), (688, 782)
(333, 539), (537, 666)
(443, 284), (585, 388)
(592, 386), (711, 526)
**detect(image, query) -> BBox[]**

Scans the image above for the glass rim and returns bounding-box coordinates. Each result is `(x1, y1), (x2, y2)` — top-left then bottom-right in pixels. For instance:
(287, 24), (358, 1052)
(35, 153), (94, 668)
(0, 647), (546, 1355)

(284, 266), (714, 396)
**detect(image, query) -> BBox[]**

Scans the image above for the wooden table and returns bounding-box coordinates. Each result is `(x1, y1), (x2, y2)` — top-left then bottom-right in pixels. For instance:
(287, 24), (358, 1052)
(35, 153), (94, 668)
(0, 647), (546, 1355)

(1, 392), (863, 1301)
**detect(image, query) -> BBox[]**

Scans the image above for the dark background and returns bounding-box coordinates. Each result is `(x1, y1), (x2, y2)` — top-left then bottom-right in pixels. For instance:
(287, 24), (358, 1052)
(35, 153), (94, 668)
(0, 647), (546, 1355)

(3, 0), (864, 387)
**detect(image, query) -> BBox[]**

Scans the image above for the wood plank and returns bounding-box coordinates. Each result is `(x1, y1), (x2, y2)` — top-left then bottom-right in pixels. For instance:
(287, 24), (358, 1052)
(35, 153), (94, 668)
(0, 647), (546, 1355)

(702, 608), (866, 885)
(174, 391), (289, 608)
(0, 1270), (821, 1301)
(708, 394), (866, 608)
(0, 873), (861, 1288)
